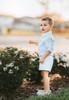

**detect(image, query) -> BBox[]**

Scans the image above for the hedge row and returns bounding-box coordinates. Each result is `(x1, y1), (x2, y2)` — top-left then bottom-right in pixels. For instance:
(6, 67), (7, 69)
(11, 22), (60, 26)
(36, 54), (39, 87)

(0, 47), (30, 93)
(0, 47), (69, 94)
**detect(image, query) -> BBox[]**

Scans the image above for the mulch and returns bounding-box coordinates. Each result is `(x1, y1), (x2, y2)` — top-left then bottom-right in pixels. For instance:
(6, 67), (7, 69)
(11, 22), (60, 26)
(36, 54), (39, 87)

(0, 75), (69, 100)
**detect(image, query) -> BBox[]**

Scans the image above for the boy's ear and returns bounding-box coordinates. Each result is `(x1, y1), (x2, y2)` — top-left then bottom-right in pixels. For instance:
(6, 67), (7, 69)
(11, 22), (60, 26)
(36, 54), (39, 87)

(51, 25), (53, 29)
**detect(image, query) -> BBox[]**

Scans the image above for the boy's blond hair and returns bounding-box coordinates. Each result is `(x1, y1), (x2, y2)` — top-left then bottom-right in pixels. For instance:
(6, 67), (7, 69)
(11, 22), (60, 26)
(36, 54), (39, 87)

(41, 17), (54, 26)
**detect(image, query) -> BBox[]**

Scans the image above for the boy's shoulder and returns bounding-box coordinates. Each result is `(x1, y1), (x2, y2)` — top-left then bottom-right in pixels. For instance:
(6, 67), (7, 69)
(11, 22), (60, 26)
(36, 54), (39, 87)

(45, 33), (53, 38)
(45, 34), (54, 41)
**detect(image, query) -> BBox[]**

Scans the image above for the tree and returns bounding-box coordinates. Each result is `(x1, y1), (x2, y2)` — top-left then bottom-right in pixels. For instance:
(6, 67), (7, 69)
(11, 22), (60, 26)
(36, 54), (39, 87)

(36, 0), (69, 21)
(37, 0), (50, 14)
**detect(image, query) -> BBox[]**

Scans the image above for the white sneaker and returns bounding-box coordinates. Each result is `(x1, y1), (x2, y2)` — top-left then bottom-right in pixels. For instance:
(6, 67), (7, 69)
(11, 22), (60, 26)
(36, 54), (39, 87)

(36, 90), (52, 96)
(37, 90), (44, 93)
(36, 90), (44, 95)
(48, 90), (52, 94)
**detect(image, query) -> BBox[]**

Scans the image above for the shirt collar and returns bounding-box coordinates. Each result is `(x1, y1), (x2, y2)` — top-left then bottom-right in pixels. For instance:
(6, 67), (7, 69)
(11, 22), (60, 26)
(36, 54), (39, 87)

(41, 31), (52, 37)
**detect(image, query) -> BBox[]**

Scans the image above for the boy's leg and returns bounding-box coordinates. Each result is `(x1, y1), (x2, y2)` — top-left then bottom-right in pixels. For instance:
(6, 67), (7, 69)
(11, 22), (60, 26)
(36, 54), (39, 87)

(41, 71), (43, 77)
(42, 70), (50, 93)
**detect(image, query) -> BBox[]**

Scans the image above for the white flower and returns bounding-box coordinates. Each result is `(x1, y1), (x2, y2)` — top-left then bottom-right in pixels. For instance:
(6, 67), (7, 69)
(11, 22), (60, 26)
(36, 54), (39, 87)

(14, 51), (18, 56)
(54, 53), (58, 56)
(32, 52), (38, 57)
(26, 71), (28, 74)
(53, 52), (69, 68)
(8, 69), (13, 74)
(30, 62), (31, 64)
(14, 66), (19, 70)
(24, 52), (26, 54)
(19, 56), (24, 59)
(28, 73), (31, 75)
(8, 48), (12, 50)
(9, 63), (14, 67)
(31, 58), (36, 61)
(6, 63), (14, 68)
(58, 53), (65, 59)
(67, 58), (69, 62)
(54, 54), (59, 59)
(66, 63), (69, 67)
(0, 60), (2, 65)
(19, 54), (24, 59)
(2, 55), (4, 57)
(58, 63), (62, 66)
(3, 67), (7, 71)
(63, 64), (66, 68)
(61, 57), (67, 62)
(3, 49), (7, 52)
(29, 78), (31, 80)
(26, 54), (30, 57)
(57, 58), (59, 63)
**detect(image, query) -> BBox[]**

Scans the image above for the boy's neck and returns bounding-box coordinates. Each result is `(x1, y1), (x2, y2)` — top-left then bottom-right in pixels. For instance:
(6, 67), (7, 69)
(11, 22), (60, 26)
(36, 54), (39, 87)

(44, 30), (52, 33)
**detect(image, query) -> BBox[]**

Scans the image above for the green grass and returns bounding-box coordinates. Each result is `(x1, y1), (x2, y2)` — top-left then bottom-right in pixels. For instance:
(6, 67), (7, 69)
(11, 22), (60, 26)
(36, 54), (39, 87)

(24, 88), (69, 100)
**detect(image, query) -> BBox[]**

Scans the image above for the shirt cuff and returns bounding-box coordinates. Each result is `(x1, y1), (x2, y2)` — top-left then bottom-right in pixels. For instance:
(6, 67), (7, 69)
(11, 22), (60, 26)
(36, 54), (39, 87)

(47, 48), (53, 53)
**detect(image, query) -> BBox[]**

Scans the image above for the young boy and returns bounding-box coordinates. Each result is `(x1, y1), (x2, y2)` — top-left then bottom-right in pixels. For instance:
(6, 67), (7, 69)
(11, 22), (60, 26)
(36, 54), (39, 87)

(29, 17), (54, 96)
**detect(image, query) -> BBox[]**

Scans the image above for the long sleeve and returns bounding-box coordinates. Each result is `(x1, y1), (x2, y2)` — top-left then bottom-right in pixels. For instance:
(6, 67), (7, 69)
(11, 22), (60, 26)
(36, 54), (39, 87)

(45, 36), (54, 53)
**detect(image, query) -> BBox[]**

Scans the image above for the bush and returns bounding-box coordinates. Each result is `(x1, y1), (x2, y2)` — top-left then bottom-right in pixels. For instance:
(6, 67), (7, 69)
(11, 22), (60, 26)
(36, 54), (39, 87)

(26, 52), (69, 84)
(50, 52), (69, 77)
(0, 47), (30, 93)
(1, 47), (69, 94)
(25, 88), (69, 100)
(25, 52), (42, 84)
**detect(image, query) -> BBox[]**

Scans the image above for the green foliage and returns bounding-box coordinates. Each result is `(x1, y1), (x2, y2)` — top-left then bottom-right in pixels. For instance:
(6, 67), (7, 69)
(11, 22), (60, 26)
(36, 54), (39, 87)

(50, 52), (69, 77)
(26, 52), (69, 84)
(25, 88), (69, 100)
(25, 52), (42, 84)
(0, 47), (30, 93)
(0, 47), (69, 94)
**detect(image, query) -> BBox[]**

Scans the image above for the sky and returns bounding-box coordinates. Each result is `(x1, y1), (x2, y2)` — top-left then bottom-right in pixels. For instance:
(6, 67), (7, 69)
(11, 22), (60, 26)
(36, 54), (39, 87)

(0, 0), (69, 21)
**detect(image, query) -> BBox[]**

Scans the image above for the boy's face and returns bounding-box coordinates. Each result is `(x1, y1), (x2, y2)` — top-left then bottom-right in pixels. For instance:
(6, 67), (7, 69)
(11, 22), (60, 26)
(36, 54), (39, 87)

(40, 20), (53, 33)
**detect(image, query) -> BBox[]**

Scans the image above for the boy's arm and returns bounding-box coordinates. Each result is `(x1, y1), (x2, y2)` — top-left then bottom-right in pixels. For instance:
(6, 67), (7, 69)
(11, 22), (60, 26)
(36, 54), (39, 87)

(29, 40), (38, 46)
(34, 41), (38, 46)
(39, 36), (54, 63)
(39, 51), (50, 63)
(42, 51), (50, 59)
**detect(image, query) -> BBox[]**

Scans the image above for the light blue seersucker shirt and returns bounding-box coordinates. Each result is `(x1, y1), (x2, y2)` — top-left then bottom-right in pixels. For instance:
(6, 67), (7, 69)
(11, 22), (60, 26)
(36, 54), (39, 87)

(38, 31), (54, 57)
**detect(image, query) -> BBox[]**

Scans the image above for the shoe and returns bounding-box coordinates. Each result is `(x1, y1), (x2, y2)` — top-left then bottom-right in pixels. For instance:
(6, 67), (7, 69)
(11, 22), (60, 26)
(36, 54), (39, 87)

(37, 90), (51, 93)
(48, 90), (52, 94)
(37, 90), (44, 93)
(36, 90), (52, 96)
(36, 90), (44, 95)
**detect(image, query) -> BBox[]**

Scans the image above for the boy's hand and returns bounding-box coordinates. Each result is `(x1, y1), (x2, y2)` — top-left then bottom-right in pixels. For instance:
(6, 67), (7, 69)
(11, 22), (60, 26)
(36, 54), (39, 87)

(29, 40), (34, 44)
(39, 57), (45, 63)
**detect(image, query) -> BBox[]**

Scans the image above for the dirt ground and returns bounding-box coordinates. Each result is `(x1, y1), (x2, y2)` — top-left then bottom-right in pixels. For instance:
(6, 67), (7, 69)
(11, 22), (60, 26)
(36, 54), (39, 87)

(0, 75), (69, 100)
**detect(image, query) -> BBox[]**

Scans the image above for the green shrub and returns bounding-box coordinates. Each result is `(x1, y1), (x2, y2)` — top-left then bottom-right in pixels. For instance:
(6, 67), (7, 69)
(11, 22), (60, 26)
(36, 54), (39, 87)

(25, 88), (69, 100)
(0, 47), (30, 93)
(25, 52), (42, 84)
(26, 52), (69, 84)
(50, 52), (69, 77)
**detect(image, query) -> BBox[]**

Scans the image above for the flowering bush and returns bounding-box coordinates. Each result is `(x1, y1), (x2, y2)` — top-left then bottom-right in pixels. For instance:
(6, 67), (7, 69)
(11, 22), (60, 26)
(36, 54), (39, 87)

(50, 52), (69, 77)
(26, 52), (69, 84)
(0, 47), (69, 93)
(0, 47), (30, 93)
(25, 52), (42, 84)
